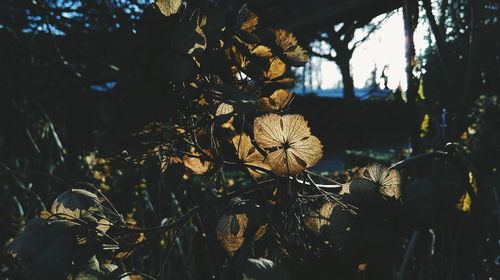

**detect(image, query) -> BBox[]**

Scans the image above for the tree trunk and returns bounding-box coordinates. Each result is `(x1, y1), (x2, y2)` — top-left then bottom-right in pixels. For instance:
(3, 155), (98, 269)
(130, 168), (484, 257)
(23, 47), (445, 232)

(337, 57), (355, 100)
(403, 0), (420, 154)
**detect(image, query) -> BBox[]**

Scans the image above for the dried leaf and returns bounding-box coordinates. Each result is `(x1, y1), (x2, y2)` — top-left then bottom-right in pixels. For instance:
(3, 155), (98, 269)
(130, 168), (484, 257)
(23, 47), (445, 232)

(251, 45), (272, 57)
(217, 213), (248, 255)
(456, 192), (472, 212)
(339, 182), (351, 195)
(154, 0), (182, 17)
(232, 133), (270, 178)
(172, 18), (207, 56)
(274, 29), (308, 67)
(263, 58), (286, 81)
(183, 150), (214, 175)
(456, 171), (478, 212)
(216, 103), (234, 116)
(39, 210), (51, 219)
(303, 202), (336, 235)
(236, 4), (258, 32)
(358, 163), (401, 199)
(253, 114), (323, 176)
(258, 89), (294, 111)
(228, 45), (250, 69)
(212, 85), (257, 113)
(51, 189), (101, 219)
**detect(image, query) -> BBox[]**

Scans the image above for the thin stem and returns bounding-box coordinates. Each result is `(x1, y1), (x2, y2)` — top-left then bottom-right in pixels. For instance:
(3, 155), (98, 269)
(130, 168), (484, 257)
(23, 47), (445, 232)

(128, 206), (200, 233)
(304, 169), (343, 185)
(119, 272), (156, 280)
(156, 226), (182, 279)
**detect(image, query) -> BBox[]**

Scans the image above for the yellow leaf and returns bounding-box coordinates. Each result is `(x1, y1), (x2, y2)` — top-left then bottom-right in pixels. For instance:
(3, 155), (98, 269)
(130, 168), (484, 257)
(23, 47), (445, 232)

(263, 58), (286, 81)
(251, 45), (272, 57)
(468, 172), (478, 194)
(419, 114), (430, 138)
(418, 79), (425, 100)
(237, 4), (258, 32)
(154, 0), (182, 17)
(456, 192), (472, 212)
(216, 103), (234, 116)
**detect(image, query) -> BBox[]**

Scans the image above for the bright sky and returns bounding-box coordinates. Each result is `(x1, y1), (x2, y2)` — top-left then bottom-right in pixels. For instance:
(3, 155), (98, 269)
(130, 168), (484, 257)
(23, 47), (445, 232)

(308, 8), (430, 91)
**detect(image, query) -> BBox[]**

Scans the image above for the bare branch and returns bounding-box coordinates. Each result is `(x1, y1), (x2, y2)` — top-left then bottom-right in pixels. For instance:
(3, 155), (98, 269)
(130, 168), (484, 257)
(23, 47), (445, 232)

(352, 11), (394, 50)
(309, 50), (337, 61)
(422, 0), (452, 83)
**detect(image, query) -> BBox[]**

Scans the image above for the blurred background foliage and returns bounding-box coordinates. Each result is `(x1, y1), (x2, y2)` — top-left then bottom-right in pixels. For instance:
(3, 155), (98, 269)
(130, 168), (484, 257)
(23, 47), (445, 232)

(0, 0), (499, 279)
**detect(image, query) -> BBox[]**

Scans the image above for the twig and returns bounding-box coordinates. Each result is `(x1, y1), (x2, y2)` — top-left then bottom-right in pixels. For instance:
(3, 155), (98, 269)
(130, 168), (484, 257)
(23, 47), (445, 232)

(304, 169), (343, 185)
(119, 272), (156, 280)
(75, 181), (128, 227)
(291, 176), (342, 189)
(389, 151), (448, 170)
(396, 230), (420, 280)
(156, 226), (183, 279)
(127, 206), (200, 233)
(0, 161), (46, 211)
(305, 174), (358, 215)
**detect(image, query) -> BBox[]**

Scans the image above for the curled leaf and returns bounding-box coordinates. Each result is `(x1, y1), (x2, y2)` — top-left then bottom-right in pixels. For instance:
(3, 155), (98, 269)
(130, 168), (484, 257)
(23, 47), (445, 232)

(232, 133), (270, 178)
(172, 16), (207, 56)
(263, 58), (286, 81)
(251, 45), (272, 57)
(274, 29), (308, 67)
(236, 4), (258, 32)
(51, 189), (101, 219)
(258, 89), (294, 111)
(303, 202), (336, 235)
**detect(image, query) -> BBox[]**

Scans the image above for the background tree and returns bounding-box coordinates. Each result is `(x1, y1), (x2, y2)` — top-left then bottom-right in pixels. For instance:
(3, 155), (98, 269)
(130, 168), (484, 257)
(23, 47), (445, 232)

(308, 14), (393, 100)
(420, 0), (499, 140)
